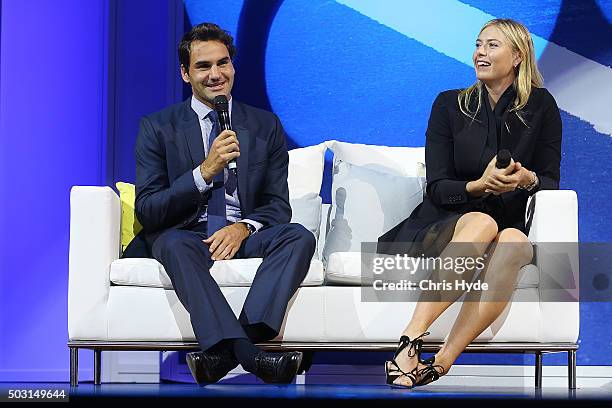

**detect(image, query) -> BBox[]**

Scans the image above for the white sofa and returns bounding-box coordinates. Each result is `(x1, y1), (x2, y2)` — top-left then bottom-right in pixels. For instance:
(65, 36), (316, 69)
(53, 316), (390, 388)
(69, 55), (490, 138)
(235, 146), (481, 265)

(68, 141), (579, 388)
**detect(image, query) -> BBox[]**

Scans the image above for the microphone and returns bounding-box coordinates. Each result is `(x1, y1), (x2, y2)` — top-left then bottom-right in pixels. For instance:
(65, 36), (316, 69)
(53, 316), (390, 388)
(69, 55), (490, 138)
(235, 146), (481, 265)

(213, 95), (236, 172)
(496, 149), (512, 169)
(483, 149), (512, 198)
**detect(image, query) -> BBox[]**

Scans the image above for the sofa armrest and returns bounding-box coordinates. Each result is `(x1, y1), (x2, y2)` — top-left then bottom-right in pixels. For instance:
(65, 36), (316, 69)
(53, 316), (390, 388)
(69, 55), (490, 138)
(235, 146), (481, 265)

(68, 186), (121, 340)
(527, 190), (578, 243)
(527, 190), (578, 276)
(526, 190), (580, 342)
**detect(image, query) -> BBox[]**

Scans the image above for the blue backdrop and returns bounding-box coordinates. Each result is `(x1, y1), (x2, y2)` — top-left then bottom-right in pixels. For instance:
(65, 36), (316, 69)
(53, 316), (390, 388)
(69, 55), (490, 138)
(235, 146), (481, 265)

(0, 0), (610, 381)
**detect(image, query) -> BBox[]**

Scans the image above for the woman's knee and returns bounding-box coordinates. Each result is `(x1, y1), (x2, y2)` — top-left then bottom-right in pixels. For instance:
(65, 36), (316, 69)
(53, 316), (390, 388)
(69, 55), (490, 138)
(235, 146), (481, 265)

(495, 228), (533, 265)
(455, 212), (498, 242)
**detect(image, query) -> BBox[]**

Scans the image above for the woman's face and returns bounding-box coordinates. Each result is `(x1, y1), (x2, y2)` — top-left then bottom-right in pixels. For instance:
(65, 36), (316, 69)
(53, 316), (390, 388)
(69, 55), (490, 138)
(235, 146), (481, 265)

(473, 25), (521, 86)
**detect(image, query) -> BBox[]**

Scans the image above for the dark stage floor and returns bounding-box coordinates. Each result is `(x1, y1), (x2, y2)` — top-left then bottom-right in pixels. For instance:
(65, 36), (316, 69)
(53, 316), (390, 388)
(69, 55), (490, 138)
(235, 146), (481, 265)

(2, 382), (611, 406)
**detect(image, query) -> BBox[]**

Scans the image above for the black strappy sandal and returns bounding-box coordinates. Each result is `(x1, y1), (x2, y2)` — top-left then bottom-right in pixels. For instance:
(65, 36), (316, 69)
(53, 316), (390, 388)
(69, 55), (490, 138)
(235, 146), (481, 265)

(414, 355), (446, 387)
(385, 332), (430, 388)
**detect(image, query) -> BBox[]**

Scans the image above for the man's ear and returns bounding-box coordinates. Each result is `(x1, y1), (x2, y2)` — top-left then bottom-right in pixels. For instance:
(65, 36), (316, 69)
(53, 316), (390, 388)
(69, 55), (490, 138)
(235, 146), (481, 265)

(180, 65), (190, 83)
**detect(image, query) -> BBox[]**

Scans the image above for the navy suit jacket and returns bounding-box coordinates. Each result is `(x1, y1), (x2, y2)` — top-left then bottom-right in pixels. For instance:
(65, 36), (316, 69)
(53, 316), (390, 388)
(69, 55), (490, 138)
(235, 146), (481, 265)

(125, 98), (291, 257)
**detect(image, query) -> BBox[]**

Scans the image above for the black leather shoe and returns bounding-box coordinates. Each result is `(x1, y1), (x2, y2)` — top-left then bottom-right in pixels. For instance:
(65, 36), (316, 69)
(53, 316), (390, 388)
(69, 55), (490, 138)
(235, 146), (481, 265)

(186, 349), (239, 385)
(252, 351), (303, 384)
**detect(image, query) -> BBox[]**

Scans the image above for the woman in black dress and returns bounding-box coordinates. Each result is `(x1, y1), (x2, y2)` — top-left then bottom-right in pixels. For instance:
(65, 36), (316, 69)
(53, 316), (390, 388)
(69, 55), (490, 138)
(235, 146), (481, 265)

(379, 19), (562, 388)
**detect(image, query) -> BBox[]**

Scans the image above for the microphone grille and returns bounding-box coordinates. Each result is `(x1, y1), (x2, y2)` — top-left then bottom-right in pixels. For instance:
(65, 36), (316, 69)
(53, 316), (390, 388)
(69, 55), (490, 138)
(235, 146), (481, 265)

(497, 149), (511, 167)
(213, 95), (229, 112)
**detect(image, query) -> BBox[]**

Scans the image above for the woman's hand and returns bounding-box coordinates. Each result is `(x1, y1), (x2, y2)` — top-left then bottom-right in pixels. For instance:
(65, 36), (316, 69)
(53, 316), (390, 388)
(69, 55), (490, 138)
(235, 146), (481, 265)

(484, 157), (536, 195)
(468, 156), (534, 196)
(467, 156), (499, 197)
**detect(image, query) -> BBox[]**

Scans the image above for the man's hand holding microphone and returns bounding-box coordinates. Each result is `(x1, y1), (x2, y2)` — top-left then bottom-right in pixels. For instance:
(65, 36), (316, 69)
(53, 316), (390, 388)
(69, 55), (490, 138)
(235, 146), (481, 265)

(199, 129), (239, 184)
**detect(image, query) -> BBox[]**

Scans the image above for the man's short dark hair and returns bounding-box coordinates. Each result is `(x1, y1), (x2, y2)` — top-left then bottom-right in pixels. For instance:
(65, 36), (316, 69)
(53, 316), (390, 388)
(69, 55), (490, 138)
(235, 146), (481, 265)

(178, 22), (236, 71)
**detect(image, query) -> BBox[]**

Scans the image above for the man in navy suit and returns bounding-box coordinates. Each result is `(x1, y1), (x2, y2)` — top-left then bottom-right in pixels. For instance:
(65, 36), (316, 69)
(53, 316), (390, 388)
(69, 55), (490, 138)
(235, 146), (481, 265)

(130, 22), (315, 385)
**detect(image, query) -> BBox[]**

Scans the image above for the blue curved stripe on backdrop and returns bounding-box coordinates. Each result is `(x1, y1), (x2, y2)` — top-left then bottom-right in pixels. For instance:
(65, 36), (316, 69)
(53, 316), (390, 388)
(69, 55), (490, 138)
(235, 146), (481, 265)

(461, 0), (612, 67)
(266, 0), (474, 148)
(334, 0), (552, 62)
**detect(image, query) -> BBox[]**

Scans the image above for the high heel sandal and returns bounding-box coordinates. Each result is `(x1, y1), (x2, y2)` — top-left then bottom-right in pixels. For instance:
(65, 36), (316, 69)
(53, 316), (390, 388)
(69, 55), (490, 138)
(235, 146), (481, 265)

(385, 332), (430, 388)
(414, 355), (445, 387)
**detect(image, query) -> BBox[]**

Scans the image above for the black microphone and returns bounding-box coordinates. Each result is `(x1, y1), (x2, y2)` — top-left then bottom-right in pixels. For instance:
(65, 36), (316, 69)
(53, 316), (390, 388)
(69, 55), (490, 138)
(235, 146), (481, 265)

(496, 149), (512, 169)
(213, 95), (236, 172)
(482, 150), (512, 199)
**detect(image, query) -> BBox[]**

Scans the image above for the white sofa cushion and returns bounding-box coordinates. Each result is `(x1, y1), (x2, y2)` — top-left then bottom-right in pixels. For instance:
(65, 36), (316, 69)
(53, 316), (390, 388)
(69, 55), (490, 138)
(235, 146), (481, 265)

(325, 140), (425, 177)
(323, 161), (424, 263)
(290, 194), (322, 233)
(288, 143), (326, 251)
(110, 257), (324, 289)
(288, 142), (326, 199)
(290, 194), (322, 258)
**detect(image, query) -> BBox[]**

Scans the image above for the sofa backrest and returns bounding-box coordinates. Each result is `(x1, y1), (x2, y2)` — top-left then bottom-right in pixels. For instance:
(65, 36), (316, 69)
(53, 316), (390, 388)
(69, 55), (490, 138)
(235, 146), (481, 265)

(287, 141), (427, 261)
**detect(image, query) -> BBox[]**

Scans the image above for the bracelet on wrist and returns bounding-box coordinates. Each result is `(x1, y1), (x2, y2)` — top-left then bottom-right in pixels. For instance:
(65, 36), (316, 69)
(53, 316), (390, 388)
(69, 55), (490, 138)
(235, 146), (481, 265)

(518, 171), (538, 192)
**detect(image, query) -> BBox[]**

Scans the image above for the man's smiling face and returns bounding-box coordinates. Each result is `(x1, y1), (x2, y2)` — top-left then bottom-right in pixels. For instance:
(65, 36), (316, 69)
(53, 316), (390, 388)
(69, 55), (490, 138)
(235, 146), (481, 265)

(181, 40), (235, 108)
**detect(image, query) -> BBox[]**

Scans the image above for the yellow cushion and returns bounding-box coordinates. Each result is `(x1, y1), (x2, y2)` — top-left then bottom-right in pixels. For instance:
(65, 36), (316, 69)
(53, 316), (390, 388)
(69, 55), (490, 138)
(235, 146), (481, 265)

(116, 182), (143, 251)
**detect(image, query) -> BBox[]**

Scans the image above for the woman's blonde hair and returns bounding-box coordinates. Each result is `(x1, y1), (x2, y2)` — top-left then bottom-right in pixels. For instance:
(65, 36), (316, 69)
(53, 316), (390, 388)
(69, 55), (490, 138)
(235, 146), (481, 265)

(458, 18), (543, 123)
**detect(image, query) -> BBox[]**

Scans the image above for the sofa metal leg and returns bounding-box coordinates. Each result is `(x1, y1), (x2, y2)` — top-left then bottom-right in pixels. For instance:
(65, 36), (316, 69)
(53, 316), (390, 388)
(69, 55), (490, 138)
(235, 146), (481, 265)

(70, 348), (79, 387)
(535, 351), (543, 388)
(298, 351), (314, 375)
(94, 349), (102, 385)
(568, 350), (577, 389)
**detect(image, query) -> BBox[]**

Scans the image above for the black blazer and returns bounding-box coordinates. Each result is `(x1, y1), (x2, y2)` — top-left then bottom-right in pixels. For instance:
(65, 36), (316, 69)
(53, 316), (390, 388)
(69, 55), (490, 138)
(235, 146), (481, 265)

(378, 87), (562, 250)
(125, 98), (291, 257)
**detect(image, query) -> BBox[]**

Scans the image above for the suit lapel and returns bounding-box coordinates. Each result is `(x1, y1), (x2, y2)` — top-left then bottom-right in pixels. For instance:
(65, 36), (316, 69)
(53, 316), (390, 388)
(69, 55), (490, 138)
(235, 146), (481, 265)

(179, 99), (206, 168)
(461, 93), (491, 173)
(231, 101), (250, 211)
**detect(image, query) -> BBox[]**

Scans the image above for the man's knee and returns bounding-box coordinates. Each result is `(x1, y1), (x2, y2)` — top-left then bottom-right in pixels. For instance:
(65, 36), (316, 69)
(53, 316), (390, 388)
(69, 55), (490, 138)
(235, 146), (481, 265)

(282, 223), (316, 251)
